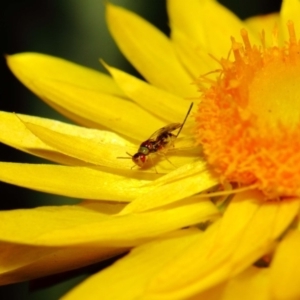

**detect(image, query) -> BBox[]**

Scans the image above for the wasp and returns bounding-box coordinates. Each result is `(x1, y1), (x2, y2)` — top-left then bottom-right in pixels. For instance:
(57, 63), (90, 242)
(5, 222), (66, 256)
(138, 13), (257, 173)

(119, 103), (193, 169)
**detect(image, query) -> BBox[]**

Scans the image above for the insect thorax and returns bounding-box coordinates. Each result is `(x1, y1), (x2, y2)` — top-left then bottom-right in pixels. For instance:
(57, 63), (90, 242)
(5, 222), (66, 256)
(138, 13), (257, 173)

(155, 132), (176, 150)
(138, 146), (150, 155)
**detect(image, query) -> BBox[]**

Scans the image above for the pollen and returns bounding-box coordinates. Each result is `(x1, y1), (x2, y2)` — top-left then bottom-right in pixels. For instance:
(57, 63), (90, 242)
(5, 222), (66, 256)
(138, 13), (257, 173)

(195, 21), (300, 199)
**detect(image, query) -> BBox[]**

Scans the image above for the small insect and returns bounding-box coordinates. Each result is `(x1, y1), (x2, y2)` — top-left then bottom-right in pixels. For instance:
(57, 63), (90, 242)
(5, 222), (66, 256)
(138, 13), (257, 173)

(118, 103), (193, 169)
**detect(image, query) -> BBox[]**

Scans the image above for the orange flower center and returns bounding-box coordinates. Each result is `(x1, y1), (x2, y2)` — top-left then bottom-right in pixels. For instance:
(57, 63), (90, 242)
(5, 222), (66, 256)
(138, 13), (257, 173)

(195, 21), (300, 199)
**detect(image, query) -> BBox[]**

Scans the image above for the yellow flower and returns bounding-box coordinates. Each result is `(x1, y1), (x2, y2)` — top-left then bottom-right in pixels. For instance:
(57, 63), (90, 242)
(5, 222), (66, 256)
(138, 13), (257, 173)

(196, 19), (300, 199)
(1, 0), (300, 299)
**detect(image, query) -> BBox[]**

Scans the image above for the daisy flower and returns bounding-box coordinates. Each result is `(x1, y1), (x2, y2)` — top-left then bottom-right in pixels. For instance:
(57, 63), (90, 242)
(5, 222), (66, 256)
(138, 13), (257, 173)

(1, 0), (300, 299)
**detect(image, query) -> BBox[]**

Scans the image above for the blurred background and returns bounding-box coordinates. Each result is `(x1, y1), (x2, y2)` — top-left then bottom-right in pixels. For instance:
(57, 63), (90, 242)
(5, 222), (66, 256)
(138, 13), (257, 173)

(0, 0), (282, 298)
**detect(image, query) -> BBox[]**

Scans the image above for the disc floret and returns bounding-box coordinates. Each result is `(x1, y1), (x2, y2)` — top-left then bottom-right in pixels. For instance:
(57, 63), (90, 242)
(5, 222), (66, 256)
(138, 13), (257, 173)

(196, 21), (300, 199)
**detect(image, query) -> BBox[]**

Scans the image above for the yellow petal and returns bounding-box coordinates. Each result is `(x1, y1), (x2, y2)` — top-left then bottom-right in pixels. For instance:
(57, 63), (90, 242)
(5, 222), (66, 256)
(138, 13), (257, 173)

(0, 242), (126, 285)
(0, 110), (140, 168)
(22, 120), (136, 169)
(193, 267), (271, 300)
(21, 118), (197, 174)
(0, 163), (150, 201)
(0, 111), (83, 165)
(7, 53), (163, 140)
(245, 13), (279, 36)
(167, 0), (254, 57)
(230, 198), (300, 276)
(0, 204), (128, 285)
(144, 191), (300, 299)
(280, 0), (300, 40)
(106, 3), (195, 98)
(0, 204), (211, 285)
(62, 229), (202, 300)
(221, 267), (270, 300)
(104, 63), (192, 122)
(270, 230), (300, 300)
(121, 160), (218, 213)
(22, 78), (163, 141)
(7, 53), (123, 96)
(38, 199), (218, 246)
(171, 29), (216, 77)
(0, 199), (216, 247)
(1, 200), (210, 285)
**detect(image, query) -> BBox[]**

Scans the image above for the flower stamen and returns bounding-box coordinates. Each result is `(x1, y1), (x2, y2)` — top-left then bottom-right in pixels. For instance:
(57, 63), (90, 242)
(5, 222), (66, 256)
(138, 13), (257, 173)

(195, 21), (300, 199)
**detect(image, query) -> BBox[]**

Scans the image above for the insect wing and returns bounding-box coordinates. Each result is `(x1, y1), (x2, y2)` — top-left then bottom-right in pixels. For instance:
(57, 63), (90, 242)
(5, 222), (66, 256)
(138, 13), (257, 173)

(148, 123), (181, 141)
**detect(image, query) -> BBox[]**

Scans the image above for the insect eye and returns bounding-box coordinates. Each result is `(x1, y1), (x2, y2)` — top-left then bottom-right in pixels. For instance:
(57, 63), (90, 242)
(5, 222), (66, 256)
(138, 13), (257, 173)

(141, 141), (153, 150)
(132, 153), (147, 167)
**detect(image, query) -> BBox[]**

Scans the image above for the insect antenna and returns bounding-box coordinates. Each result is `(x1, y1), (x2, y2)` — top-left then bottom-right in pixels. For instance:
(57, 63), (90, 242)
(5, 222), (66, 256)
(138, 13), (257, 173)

(117, 152), (133, 159)
(176, 102), (194, 138)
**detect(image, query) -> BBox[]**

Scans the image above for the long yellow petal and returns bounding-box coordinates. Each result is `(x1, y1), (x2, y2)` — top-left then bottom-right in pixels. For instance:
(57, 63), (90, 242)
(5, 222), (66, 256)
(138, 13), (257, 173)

(104, 63), (191, 123)
(0, 111), (135, 166)
(270, 230), (300, 300)
(0, 203), (213, 285)
(0, 200), (216, 247)
(171, 29), (216, 77)
(221, 267), (270, 300)
(280, 0), (300, 40)
(0, 111), (82, 165)
(21, 78), (163, 141)
(21, 119), (197, 174)
(121, 160), (218, 213)
(106, 3), (195, 98)
(245, 13), (279, 37)
(167, 0), (255, 57)
(22, 120), (136, 169)
(230, 198), (300, 276)
(0, 242), (126, 286)
(37, 200), (218, 247)
(193, 267), (271, 300)
(62, 229), (202, 300)
(0, 203), (128, 285)
(7, 53), (123, 96)
(144, 191), (300, 299)
(7, 53), (163, 140)
(0, 163), (151, 201)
